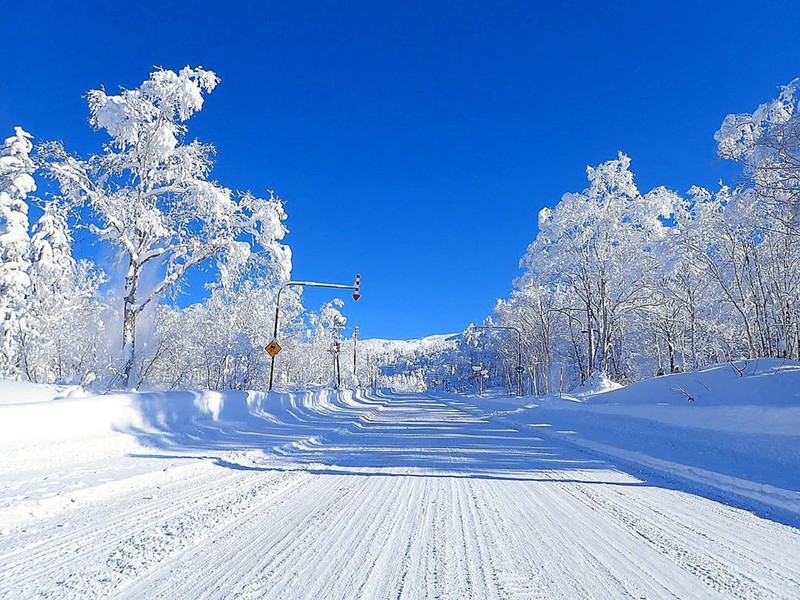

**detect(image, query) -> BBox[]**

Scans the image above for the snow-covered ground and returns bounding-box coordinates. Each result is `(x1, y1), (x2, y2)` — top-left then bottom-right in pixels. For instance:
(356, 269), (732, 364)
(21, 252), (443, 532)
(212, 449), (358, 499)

(457, 359), (800, 523)
(1, 368), (799, 598)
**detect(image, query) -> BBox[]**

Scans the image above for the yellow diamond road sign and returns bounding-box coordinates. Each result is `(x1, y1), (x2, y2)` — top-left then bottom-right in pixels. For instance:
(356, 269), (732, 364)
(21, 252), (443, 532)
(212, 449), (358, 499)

(265, 340), (282, 357)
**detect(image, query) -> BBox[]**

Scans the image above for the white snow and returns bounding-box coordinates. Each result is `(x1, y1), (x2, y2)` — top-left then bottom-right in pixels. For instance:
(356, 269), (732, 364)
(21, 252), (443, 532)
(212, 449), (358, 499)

(0, 380), (87, 405)
(465, 359), (800, 518)
(564, 373), (624, 400)
(1, 369), (799, 598)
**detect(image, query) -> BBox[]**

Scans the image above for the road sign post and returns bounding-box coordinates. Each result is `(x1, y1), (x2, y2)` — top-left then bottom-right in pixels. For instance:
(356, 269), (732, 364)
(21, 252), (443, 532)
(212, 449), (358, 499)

(269, 275), (363, 391)
(329, 340), (342, 389)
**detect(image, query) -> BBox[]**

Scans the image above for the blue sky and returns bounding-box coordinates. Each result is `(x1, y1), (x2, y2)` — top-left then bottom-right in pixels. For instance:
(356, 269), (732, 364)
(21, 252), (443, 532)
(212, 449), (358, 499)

(3, 1), (800, 339)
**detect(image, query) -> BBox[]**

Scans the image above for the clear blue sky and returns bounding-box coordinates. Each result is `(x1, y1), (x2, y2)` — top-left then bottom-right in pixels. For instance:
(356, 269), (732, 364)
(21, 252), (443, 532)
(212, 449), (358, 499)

(3, 1), (800, 339)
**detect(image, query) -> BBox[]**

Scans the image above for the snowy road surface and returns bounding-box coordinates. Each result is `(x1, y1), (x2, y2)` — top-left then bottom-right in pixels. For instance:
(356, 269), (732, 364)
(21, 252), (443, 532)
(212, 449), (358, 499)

(2, 391), (799, 599)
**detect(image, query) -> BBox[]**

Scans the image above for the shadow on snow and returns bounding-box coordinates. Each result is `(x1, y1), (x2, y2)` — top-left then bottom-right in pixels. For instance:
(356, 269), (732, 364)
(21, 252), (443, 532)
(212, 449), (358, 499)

(118, 388), (800, 528)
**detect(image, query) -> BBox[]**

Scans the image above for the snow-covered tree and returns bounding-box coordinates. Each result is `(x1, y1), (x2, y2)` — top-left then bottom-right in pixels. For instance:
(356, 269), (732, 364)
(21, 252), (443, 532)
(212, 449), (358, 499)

(712, 78), (800, 358)
(0, 127), (35, 378)
(489, 139), (800, 394)
(143, 279), (303, 391)
(23, 201), (104, 382)
(677, 184), (800, 361)
(519, 153), (676, 381)
(715, 78), (800, 228)
(43, 67), (290, 386)
(300, 299), (347, 387)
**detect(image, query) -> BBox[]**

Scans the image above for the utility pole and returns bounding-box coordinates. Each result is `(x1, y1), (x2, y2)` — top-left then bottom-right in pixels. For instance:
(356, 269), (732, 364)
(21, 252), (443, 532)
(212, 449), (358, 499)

(268, 275), (361, 391)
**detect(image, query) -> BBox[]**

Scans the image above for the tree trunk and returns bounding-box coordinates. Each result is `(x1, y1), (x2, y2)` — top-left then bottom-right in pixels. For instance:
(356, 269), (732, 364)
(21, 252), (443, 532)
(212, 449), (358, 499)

(690, 305), (697, 370)
(121, 259), (140, 388)
(586, 306), (594, 379)
(667, 332), (676, 373)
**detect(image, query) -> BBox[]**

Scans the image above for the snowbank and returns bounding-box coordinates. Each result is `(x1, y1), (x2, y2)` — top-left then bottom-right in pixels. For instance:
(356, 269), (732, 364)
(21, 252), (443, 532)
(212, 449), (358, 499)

(557, 360), (800, 435)
(582, 359), (800, 406)
(0, 382), (376, 444)
(0, 380), (88, 405)
(463, 359), (800, 517)
(566, 374), (623, 400)
(0, 383), (381, 537)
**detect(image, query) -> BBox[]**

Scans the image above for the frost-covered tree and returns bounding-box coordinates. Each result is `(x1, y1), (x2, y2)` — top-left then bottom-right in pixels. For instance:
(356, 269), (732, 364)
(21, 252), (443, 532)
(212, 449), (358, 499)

(519, 153), (676, 381)
(716, 78), (800, 228)
(0, 127), (35, 378)
(495, 287), (556, 393)
(144, 279), (303, 391)
(43, 67), (290, 386)
(23, 202), (104, 383)
(299, 299), (347, 387)
(490, 144), (800, 394)
(136, 230), (301, 391)
(678, 184), (800, 360)
(712, 78), (800, 358)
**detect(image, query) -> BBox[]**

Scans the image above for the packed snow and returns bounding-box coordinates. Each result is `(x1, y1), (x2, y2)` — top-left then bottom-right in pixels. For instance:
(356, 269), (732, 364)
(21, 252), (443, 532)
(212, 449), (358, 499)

(1, 363), (799, 598)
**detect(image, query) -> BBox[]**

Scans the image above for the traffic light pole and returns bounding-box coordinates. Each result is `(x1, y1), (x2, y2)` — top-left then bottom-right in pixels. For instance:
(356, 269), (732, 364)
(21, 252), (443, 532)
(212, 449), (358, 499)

(269, 276), (361, 391)
(472, 325), (524, 397)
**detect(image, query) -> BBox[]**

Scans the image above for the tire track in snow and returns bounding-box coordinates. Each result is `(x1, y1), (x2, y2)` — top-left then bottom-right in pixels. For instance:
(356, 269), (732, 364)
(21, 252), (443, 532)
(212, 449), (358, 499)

(1, 460), (238, 561)
(180, 392), (795, 598)
(0, 464), (308, 599)
(117, 472), (364, 598)
(637, 488), (800, 589)
(1, 457), (218, 539)
(5, 390), (799, 598)
(563, 482), (800, 598)
(427, 395), (720, 598)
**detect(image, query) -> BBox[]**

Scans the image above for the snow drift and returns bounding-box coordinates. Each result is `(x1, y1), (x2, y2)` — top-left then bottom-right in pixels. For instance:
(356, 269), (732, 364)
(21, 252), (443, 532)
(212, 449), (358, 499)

(0, 385), (376, 442)
(461, 359), (800, 520)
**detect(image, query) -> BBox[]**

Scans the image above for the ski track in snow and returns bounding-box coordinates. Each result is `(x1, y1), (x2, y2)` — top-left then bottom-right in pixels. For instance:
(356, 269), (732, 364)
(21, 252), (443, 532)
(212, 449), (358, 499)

(1, 392), (799, 599)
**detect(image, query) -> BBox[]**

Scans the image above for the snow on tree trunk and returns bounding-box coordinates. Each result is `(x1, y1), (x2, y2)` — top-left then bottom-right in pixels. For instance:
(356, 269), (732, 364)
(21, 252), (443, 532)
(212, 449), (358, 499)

(121, 259), (140, 387)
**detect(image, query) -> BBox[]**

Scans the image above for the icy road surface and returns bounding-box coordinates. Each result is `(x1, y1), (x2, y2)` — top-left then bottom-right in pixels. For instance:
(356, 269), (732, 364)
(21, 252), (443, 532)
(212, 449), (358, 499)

(2, 391), (799, 599)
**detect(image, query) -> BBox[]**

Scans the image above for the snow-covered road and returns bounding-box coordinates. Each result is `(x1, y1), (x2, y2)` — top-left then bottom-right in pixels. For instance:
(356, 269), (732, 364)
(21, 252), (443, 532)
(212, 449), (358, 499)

(2, 391), (799, 599)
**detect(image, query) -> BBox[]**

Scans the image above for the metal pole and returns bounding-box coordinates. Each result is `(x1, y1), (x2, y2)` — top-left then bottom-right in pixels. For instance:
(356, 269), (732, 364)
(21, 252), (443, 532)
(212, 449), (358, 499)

(269, 278), (361, 392)
(353, 326), (359, 379)
(515, 329), (522, 398)
(268, 284), (287, 391)
(334, 342), (341, 389)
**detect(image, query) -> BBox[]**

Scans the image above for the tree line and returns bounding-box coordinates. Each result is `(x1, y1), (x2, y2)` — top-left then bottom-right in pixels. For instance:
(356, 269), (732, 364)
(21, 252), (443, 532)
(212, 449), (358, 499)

(0, 67), (353, 390)
(491, 78), (800, 393)
(2, 68), (799, 393)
